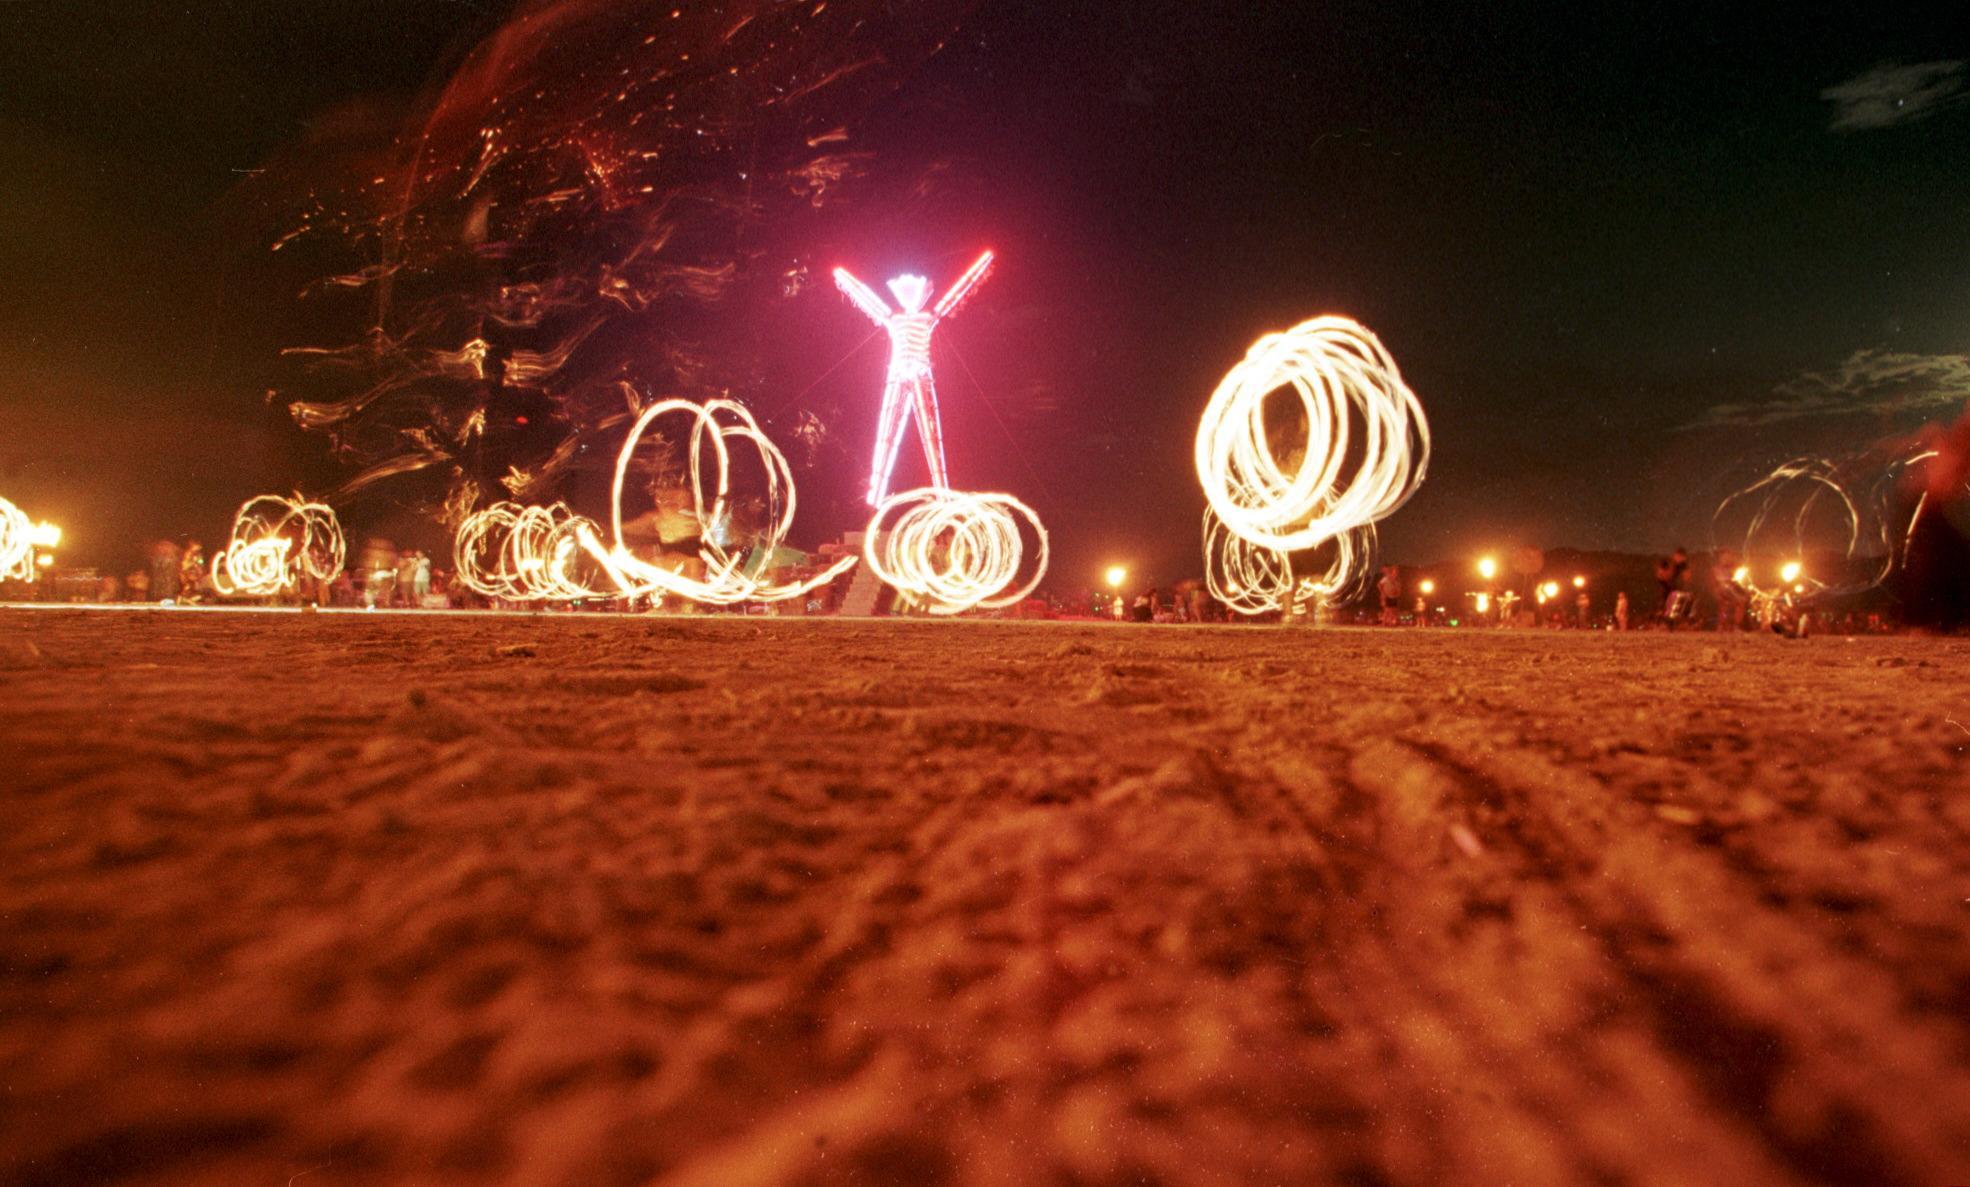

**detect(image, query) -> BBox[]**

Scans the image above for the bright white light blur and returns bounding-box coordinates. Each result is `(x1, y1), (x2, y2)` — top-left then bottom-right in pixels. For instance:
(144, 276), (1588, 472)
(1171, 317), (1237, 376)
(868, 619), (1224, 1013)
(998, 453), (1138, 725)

(1780, 560), (1803, 584)
(1477, 556), (1497, 581)
(863, 486), (1048, 615)
(1104, 564), (1127, 589)
(0, 497), (60, 582)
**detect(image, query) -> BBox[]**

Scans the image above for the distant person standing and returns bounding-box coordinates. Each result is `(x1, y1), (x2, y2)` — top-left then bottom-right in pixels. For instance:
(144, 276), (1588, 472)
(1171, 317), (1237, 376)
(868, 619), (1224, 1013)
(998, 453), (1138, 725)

(1377, 566), (1402, 626)
(412, 552), (433, 607)
(148, 539), (182, 604)
(1655, 547), (1690, 627)
(1614, 590), (1631, 631)
(178, 540), (205, 604)
(1712, 551), (1746, 631)
(1575, 587), (1591, 629)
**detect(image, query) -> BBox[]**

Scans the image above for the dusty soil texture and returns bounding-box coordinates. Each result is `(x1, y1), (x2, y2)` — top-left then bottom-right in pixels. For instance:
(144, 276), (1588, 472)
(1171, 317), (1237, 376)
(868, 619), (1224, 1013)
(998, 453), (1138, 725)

(2, 609), (1969, 1187)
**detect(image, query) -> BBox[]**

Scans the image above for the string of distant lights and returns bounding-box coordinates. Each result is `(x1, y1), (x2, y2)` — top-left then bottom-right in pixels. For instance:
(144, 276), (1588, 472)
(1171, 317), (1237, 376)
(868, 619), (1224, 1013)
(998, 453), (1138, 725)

(210, 495), (345, 597)
(577, 397), (857, 605)
(0, 496), (61, 583)
(863, 487), (1048, 615)
(454, 501), (602, 601)
(1194, 316), (1430, 613)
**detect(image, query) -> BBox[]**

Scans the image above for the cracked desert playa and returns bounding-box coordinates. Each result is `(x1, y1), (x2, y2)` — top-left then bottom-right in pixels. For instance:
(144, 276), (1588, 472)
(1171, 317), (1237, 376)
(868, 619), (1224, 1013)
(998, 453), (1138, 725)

(2, 610), (1969, 1186)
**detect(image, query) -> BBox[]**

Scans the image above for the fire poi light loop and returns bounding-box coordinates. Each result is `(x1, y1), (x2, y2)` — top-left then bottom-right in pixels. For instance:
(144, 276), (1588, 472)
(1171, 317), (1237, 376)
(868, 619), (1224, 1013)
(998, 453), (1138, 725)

(862, 487), (1049, 615)
(1202, 508), (1376, 616)
(578, 397), (857, 605)
(454, 501), (602, 602)
(1195, 315), (1430, 553)
(834, 249), (994, 507)
(1711, 452), (1942, 601)
(210, 495), (346, 598)
(1194, 317), (1428, 613)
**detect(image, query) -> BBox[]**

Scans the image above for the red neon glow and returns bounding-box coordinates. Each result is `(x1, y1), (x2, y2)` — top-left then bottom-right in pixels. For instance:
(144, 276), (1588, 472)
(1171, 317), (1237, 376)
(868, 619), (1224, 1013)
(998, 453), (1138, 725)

(833, 249), (995, 506)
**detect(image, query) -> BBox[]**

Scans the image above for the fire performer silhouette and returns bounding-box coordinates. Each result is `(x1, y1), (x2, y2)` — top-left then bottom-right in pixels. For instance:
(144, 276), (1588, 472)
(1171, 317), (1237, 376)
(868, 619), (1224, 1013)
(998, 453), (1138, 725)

(833, 250), (995, 506)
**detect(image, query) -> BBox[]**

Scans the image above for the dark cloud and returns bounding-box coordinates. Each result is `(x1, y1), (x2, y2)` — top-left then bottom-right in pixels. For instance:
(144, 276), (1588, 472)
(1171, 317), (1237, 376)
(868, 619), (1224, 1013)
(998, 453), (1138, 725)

(1821, 60), (1966, 131)
(1693, 349), (1970, 428)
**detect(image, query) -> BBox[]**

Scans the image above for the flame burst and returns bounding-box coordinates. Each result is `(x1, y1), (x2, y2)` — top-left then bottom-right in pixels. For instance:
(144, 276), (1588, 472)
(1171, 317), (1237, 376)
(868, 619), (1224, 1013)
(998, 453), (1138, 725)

(211, 495), (346, 598)
(862, 487), (1048, 615)
(1194, 317), (1430, 614)
(0, 497), (60, 583)
(454, 501), (602, 602)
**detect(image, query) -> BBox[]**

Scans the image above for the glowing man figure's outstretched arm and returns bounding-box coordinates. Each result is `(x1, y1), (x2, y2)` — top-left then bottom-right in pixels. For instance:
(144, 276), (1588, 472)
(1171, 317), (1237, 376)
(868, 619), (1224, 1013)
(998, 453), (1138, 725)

(931, 249), (994, 320)
(832, 267), (894, 327)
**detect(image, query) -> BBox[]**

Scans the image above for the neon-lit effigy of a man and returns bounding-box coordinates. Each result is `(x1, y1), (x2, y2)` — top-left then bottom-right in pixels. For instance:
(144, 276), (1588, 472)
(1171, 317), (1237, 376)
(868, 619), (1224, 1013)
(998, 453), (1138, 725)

(832, 250), (994, 506)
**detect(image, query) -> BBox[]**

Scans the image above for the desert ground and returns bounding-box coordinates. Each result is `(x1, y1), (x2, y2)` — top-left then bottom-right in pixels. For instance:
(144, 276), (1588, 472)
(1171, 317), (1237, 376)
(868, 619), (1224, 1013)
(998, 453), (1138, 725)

(1, 607), (1968, 1187)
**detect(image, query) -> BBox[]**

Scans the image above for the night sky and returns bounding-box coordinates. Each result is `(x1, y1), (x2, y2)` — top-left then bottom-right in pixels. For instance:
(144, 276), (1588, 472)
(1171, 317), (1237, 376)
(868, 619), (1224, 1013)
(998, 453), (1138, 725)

(2, 1), (1965, 589)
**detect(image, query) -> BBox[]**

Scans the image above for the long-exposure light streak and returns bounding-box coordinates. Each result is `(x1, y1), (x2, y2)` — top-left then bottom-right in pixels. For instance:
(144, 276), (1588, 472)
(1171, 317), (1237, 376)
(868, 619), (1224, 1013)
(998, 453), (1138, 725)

(1712, 452), (1943, 602)
(577, 397), (856, 605)
(1202, 508), (1375, 616)
(862, 486), (1047, 615)
(1194, 316), (1429, 613)
(454, 501), (602, 601)
(1196, 315), (1430, 553)
(834, 249), (994, 506)
(210, 495), (346, 598)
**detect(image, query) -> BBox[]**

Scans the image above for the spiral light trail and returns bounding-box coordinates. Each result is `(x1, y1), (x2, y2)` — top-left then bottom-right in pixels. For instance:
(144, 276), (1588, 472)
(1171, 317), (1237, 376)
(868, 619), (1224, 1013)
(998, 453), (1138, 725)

(211, 495), (346, 598)
(862, 487), (1049, 615)
(579, 397), (856, 605)
(454, 501), (602, 601)
(1194, 316), (1429, 613)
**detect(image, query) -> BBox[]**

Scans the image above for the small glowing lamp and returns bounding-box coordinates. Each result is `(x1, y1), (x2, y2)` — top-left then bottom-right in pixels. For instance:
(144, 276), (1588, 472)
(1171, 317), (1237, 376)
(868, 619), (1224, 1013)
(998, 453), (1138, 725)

(1105, 564), (1127, 589)
(1571, 575), (1586, 589)
(1477, 556), (1497, 581)
(1780, 561), (1802, 584)
(1732, 565), (1749, 584)
(29, 522), (60, 548)
(1418, 578), (1436, 596)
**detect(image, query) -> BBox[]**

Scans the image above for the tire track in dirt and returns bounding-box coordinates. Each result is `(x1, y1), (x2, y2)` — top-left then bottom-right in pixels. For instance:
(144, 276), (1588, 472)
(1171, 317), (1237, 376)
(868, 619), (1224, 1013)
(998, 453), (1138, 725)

(1392, 725), (1970, 1184)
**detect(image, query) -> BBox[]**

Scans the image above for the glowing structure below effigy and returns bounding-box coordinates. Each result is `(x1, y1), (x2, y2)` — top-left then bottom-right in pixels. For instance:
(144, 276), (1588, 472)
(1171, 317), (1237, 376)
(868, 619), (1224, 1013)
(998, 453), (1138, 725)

(862, 487), (1049, 615)
(834, 250), (994, 506)
(0, 496), (61, 583)
(211, 495), (346, 598)
(455, 502), (602, 602)
(576, 398), (857, 605)
(1195, 316), (1430, 615)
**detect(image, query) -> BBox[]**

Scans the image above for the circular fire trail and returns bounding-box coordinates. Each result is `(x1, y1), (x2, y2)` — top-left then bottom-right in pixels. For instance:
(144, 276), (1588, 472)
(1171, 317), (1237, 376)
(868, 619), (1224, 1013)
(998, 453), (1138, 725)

(1202, 509), (1375, 617)
(579, 398), (856, 606)
(1194, 316), (1429, 612)
(861, 487), (1049, 615)
(211, 496), (346, 598)
(454, 501), (602, 602)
